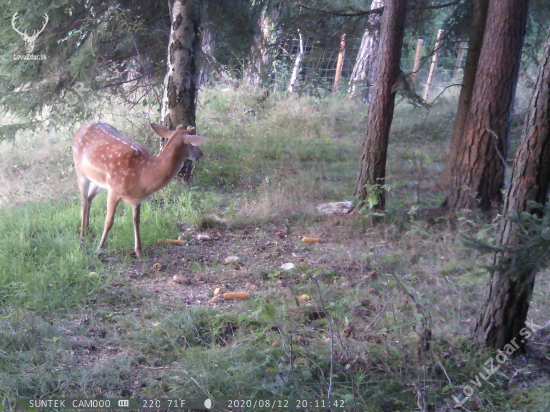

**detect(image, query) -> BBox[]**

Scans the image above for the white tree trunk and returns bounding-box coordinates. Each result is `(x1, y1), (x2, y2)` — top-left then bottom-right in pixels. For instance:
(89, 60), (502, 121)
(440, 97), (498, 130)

(161, 0), (200, 129)
(347, 0), (384, 100)
(161, 0), (200, 181)
(288, 31), (304, 93)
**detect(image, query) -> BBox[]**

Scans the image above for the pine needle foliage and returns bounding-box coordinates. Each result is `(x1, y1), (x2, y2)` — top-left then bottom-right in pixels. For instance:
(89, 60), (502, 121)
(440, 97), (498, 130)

(0, 0), (169, 137)
(465, 206), (550, 282)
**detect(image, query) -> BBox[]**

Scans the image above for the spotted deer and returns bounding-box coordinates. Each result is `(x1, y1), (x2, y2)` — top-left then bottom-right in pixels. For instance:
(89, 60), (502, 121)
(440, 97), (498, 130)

(73, 122), (208, 258)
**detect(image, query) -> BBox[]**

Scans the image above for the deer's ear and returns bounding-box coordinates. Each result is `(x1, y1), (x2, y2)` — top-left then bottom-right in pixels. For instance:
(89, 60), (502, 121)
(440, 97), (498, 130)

(186, 125), (196, 134)
(150, 123), (176, 140)
(184, 135), (208, 146)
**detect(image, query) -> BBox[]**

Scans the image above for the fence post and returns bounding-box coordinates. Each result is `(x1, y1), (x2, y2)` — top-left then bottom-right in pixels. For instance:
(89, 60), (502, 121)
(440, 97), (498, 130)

(333, 33), (347, 94)
(423, 29), (444, 101)
(452, 41), (467, 79)
(411, 38), (423, 85)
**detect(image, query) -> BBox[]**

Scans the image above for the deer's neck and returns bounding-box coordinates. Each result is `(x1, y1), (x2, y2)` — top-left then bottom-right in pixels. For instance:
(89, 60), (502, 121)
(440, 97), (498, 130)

(143, 138), (187, 193)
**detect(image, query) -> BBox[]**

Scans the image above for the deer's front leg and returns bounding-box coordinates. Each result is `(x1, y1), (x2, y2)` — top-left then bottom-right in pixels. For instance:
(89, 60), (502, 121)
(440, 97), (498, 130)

(98, 192), (120, 251)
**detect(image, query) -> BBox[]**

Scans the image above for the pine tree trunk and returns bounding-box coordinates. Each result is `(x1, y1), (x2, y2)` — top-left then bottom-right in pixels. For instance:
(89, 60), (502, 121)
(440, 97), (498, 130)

(161, 0), (200, 181)
(475, 26), (550, 352)
(347, 0), (384, 101)
(441, 0), (489, 186)
(441, 0), (528, 211)
(353, 0), (406, 209)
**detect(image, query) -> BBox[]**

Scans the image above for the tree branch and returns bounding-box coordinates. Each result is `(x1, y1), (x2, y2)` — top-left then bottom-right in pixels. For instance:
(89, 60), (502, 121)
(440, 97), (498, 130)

(295, 0), (460, 17)
(295, 3), (383, 17)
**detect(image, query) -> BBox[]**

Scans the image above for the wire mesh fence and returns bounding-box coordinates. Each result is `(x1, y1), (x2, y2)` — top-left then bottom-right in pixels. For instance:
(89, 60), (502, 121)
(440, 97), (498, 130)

(269, 31), (465, 100)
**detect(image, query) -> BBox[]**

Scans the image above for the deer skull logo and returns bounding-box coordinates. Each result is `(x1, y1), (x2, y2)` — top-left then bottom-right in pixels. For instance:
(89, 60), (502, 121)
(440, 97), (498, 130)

(12, 12), (49, 54)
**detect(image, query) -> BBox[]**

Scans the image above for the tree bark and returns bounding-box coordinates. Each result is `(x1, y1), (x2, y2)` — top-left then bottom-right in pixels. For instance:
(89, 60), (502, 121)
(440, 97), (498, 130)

(347, 0), (384, 101)
(353, 0), (407, 210)
(441, 0), (528, 211)
(245, 11), (268, 88)
(475, 26), (550, 352)
(441, 0), (489, 187)
(245, 3), (285, 89)
(196, 0), (214, 89)
(161, 0), (200, 181)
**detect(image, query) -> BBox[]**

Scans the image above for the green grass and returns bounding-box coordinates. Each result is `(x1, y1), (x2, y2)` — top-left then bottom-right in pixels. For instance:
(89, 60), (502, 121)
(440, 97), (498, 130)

(0, 184), (216, 312)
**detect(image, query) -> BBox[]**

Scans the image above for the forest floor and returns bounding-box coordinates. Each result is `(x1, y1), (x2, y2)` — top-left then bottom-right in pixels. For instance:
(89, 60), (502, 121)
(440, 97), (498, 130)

(1, 87), (549, 411)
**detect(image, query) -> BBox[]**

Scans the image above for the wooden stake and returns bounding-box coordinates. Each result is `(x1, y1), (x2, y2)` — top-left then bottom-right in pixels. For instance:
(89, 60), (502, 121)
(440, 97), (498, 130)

(452, 41), (467, 79)
(423, 30), (444, 101)
(411, 38), (423, 85)
(333, 33), (347, 94)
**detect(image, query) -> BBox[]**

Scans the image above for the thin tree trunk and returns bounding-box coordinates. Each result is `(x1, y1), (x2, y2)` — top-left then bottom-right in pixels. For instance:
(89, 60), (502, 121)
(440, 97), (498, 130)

(353, 0), (407, 209)
(288, 31), (304, 93)
(422, 29), (443, 101)
(475, 26), (550, 352)
(441, 0), (489, 187)
(347, 0), (384, 101)
(161, 0), (200, 181)
(441, 0), (528, 211)
(452, 41), (467, 79)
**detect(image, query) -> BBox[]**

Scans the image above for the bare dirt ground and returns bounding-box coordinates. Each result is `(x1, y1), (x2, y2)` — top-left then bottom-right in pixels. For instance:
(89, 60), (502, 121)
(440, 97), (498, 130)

(107, 216), (374, 310)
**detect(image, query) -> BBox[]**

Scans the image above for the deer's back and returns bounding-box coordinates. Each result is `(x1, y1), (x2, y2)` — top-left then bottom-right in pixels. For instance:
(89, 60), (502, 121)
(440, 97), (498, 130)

(73, 122), (152, 198)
